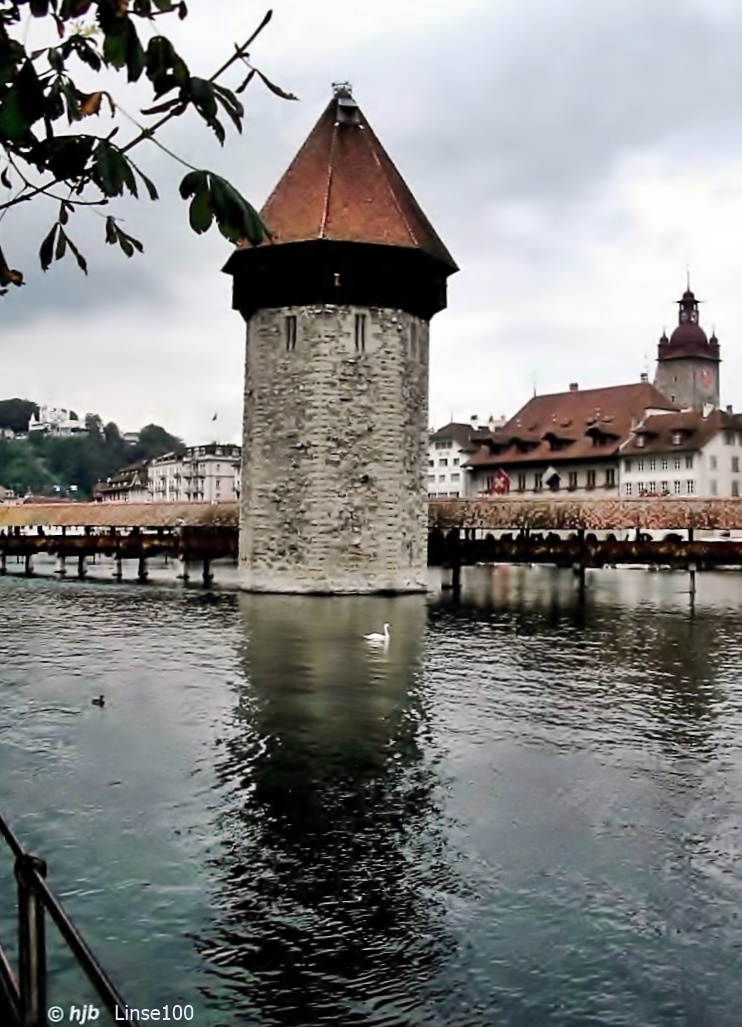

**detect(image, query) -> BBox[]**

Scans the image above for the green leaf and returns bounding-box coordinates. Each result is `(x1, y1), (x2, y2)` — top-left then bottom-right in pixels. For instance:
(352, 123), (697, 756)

(235, 69), (256, 95)
(39, 223), (59, 272)
(64, 232), (88, 274)
(128, 159), (159, 201)
(179, 169), (207, 200)
(255, 69), (298, 101)
(188, 188), (213, 234)
(92, 141), (130, 197)
(105, 216), (118, 245)
(213, 84), (243, 133)
(125, 23), (145, 83)
(102, 26), (127, 69)
(55, 228), (68, 262)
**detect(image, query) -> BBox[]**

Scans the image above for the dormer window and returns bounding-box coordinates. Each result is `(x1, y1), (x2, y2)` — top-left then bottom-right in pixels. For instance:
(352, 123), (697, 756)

(671, 431), (683, 446)
(636, 435), (646, 448)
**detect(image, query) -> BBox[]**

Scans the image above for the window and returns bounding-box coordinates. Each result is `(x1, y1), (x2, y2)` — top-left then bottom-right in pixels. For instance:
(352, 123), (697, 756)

(517, 474), (526, 492)
(660, 480), (669, 494)
(451, 473), (460, 482)
(647, 481), (657, 494)
(733, 457), (740, 474)
(605, 468), (615, 487)
(710, 480), (718, 496)
(438, 475), (446, 482)
(427, 475), (435, 483)
(637, 459), (645, 472)
(624, 459), (632, 472)
(685, 455), (694, 469)
(649, 457), (656, 470)
(428, 460), (434, 468)
(674, 480), (682, 494)
(625, 483), (632, 495)
(724, 431), (734, 446)
(568, 471), (578, 490)
(636, 435), (646, 448)
(674, 456), (682, 470)
(534, 472), (543, 491)
(285, 314), (297, 351)
(710, 455), (718, 470)
(439, 458), (448, 467)
(586, 469), (596, 489)
(733, 480), (740, 497)
(672, 431), (683, 446)
(355, 313), (366, 352)
(661, 457), (668, 470)
(453, 458), (460, 466)
(686, 480), (695, 494)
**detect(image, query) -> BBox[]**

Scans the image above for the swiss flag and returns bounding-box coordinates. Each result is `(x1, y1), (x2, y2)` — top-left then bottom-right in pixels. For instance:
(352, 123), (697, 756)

(488, 468), (511, 494)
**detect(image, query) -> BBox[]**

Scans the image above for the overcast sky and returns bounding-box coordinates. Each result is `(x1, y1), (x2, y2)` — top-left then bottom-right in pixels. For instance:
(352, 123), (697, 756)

(5, 0), (742, 443)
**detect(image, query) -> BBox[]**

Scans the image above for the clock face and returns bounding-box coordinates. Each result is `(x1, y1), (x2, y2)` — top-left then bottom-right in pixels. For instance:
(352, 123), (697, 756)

(697, 367), (714, 391)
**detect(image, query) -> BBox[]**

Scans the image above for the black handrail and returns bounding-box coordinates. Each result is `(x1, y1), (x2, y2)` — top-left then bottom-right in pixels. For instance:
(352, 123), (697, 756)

(0, 807), (138, 1026)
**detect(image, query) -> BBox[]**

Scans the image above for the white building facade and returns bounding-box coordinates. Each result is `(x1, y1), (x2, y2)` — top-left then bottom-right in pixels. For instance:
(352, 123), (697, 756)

(620, 408), (742, 499)
(149, 444), (241, 503)
(428, 423), (479, 498)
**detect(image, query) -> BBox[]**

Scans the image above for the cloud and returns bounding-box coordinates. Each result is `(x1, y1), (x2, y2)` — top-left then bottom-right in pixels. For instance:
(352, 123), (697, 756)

(5, 0), (742, 452)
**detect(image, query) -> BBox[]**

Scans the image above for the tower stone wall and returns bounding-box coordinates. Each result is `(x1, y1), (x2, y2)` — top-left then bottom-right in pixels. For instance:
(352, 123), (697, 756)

(653, 357), (720, 411)
(240, 304), (430, 593)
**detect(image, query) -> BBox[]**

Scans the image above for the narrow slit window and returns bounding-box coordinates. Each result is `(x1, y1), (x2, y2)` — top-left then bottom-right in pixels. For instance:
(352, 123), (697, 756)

(355, 313), (366, 352)
(285, 315), (297, 351)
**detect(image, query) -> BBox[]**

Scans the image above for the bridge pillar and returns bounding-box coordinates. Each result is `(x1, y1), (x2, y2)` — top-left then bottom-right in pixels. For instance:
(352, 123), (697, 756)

(0, 551), (5, 575)
(137, 556), (148, 583)
(24, 553), (33, 576)
(113, 554), (123, 581)
(202, 558), (213, 587)
(55, 554), (66, 577)
(77, 555), (87, 579)
(177, 556), (190, 582)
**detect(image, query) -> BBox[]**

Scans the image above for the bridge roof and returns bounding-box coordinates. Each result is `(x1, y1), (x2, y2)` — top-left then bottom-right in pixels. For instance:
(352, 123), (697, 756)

(0, 502), (239, 529)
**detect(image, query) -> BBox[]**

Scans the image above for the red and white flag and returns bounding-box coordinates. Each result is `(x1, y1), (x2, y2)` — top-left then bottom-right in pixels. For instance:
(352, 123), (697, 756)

(488, 468), (511, 494)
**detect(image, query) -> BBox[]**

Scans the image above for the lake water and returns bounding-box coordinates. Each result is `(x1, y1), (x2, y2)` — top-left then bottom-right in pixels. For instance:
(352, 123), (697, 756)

(0, 564), (741, 1026)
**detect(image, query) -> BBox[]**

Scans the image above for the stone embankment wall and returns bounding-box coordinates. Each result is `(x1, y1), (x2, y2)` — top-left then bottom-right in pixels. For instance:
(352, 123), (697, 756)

(241, 304), (429, 593)
(429, 497), (742, 531)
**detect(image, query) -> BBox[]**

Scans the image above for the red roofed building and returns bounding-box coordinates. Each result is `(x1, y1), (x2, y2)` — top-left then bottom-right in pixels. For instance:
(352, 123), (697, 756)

(466, 279), (737, 500)
(466, 380), (677, 498)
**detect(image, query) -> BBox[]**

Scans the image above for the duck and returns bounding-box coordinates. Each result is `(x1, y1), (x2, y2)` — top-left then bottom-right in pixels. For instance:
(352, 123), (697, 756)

(91, 695), (105, 707)
(363, 623), (390, 643)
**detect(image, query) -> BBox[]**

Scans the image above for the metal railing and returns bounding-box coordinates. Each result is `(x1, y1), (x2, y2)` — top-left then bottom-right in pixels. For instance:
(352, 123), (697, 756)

(0, 807), (137, 1026)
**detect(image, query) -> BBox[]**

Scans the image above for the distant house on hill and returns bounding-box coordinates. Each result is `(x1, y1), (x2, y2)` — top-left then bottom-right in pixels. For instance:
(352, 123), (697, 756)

(28, 406), (85, 437)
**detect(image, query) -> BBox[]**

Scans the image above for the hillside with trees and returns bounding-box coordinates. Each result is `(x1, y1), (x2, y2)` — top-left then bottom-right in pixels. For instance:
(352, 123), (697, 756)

(0, 399), (184, 498)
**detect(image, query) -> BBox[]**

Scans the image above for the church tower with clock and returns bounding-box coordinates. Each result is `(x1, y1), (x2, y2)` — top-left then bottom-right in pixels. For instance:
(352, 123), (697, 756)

(653, 283), (720, 410)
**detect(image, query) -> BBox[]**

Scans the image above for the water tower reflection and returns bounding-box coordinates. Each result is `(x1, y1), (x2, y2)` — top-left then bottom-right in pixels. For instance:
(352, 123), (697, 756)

(199, 594), (455, 1026)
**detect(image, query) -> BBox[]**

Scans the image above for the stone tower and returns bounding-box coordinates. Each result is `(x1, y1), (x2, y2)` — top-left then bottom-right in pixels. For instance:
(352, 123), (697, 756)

(223, 85), (457, 593)
(654, 284), (720, 410)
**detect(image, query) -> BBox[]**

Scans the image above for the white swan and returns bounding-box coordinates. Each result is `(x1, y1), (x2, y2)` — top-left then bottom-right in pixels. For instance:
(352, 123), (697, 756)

(363, 622), (390, 643)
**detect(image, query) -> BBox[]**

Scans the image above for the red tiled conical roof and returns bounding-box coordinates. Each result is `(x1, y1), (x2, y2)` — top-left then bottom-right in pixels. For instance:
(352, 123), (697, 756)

(257, 86), (457, 271)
